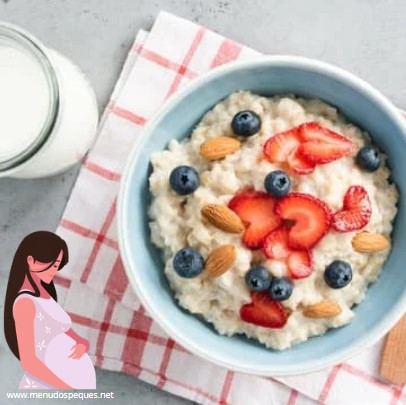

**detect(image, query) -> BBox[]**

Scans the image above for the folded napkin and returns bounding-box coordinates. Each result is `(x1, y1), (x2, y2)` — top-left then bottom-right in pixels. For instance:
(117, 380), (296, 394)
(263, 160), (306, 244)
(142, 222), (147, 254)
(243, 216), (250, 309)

(54, 11), (406, 405)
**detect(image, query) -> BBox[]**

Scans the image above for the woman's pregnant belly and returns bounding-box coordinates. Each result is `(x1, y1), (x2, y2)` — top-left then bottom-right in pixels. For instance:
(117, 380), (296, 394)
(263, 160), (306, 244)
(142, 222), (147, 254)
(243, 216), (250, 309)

(44, 333), (96, 389)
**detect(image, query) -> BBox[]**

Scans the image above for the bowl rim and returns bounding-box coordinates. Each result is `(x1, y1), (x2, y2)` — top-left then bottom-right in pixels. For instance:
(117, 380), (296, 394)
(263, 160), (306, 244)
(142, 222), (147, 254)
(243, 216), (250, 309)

(117, 55), (406, 376)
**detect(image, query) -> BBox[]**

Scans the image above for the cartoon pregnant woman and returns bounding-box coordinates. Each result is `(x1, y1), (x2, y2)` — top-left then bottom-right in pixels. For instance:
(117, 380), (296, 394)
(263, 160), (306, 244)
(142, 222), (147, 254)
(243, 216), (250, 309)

(4, 231), (96, 389)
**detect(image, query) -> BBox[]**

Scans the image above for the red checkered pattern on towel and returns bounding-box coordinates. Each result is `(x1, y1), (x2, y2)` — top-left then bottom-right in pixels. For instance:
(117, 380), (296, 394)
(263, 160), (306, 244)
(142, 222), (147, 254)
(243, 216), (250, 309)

(54, 11), (406, 405)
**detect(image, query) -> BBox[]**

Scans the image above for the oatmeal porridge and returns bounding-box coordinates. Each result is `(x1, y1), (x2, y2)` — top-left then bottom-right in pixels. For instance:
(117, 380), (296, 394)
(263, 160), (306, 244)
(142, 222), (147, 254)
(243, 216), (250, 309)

(147, 91), (398, 350)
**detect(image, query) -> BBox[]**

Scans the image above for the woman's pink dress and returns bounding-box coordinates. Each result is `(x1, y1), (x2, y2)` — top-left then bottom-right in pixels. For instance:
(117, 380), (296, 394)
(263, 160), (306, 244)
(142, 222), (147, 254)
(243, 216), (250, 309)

(14, 293), (96, 389)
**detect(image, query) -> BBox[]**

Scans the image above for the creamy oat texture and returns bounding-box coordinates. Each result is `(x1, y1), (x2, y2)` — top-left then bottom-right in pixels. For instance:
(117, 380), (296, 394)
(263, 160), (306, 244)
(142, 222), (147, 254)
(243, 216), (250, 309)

(148, 91), (398, 350)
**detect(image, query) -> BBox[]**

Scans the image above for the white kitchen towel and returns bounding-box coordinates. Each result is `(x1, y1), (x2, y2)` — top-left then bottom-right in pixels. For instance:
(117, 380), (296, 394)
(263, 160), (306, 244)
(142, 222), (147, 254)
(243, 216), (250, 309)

(53, 11), (405, 405)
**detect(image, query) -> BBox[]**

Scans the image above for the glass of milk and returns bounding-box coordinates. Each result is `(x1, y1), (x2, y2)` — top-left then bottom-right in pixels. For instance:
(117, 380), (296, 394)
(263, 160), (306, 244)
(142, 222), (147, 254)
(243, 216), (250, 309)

(0, 23), (99, 178)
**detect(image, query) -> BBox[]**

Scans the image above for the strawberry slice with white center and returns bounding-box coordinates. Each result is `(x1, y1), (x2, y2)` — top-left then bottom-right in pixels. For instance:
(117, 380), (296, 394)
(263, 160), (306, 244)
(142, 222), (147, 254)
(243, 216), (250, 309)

(263, 127), (301, 163)
(275, 193), (332, 250)
(263, 227), (291, 259)
(332, 185), (372, 232)
(228, 191), (282, 249)
(240, 292), (287, 328)
(264, 227), (313, 279)
(298, 122), (354, 144)
(263, 127), (316, 175)
(286, 251), (313, 279)
(298, 141), (355, 164)
(297, 122), (356, 164)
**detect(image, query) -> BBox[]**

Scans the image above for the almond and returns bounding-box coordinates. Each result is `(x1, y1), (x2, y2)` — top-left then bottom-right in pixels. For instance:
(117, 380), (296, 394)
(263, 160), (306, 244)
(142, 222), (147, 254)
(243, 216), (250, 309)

(200, 136), (241, 161)
(204, 244), (236, 278)
(302, 300), (342, 319)
(352, 232), (390, 253)
(201, 204), (245, 233)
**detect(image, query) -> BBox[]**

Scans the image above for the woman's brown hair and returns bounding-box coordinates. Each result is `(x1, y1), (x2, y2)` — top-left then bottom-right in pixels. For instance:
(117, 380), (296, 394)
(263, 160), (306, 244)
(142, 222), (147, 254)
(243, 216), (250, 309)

(4, 231), (69, 360)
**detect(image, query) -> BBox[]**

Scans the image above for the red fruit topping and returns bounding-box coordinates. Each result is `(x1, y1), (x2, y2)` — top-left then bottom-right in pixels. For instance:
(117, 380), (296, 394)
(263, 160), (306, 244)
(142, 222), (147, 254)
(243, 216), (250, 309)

(240, 292), (287, 328)
(275, 193), (332, 250)
(286, 251), (313, 279)
(228, 192), (282, 249)
(297, 122), (355, 164)
(264, 227), (313, 279)
(263, 227), (291, 259)
(298, 122), (355, 146)
(332, 185), (372, 232)
(263, 122), (355, 175)
(287, 148), (316, 174)
(298, 141), (354, 164)
(263, 127), (301, 163)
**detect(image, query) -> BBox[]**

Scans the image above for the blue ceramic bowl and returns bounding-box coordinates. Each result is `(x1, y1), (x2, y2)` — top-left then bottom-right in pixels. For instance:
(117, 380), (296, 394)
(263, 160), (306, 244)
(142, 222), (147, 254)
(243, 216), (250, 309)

(117, 56), (406, 376)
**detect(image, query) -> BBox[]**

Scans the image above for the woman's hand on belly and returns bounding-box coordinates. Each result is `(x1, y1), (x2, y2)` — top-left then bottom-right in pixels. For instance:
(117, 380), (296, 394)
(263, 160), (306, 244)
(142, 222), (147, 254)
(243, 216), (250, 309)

(68, 343), (88, 360)
(65, 328), (90, 353)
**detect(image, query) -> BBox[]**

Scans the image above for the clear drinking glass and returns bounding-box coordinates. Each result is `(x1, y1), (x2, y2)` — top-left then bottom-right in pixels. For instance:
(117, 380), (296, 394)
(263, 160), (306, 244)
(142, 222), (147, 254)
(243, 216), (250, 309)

(0, 23), (98, 178)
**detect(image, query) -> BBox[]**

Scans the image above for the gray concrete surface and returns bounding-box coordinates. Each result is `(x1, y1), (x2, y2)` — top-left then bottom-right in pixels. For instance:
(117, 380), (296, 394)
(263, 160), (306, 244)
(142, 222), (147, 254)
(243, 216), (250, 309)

(1, 0), (406, 404)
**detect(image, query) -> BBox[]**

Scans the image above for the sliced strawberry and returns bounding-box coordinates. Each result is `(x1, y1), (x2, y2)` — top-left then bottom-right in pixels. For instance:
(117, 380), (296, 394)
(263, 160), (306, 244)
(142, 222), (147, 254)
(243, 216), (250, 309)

(297, 141), (354, 164)
(333, 211), (367, 232)
(228, 192), (282, 249)
(242, 224), (278, 249)
(298, 141), (354, 164)
(275, 193), (332, 250)
(263, 127), (301, 163)
(263, 227), (290, 259)
(240, 292), (287, 328)
(263, 122), (355, 171)
(264, 227), (314, 279)
(343, 185), (371, 210)
(298, 122), (355, 146)
(297, 122), (356, 164)
(287, 251), (313, 279)
(332, 185), (372, 232)
(287, 148), (316, 174)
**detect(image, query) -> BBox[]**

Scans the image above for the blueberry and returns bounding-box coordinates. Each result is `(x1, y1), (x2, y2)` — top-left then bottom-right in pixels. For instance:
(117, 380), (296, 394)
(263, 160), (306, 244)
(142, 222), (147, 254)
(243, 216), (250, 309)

(269, 277), (293, 301)
(245, 265), (272, 292)
(324, 260), (353, 289)
(356, 145), (381, 172)
(169, 165), (200, 195)
(172, 247), (204, 278)
(264, 170), (291, 197)
(231, 110), (261, 137)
